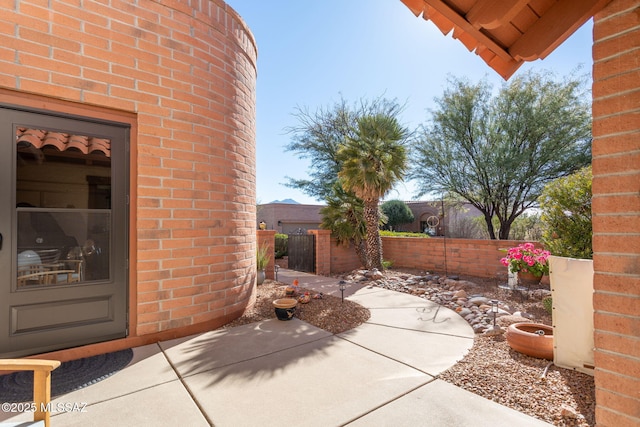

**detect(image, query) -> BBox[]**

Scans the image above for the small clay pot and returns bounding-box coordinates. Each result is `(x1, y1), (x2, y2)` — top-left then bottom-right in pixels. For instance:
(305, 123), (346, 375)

(273, 298), (297, 321)
(505, 322), (553, 360)
(517, 271), (542, 288)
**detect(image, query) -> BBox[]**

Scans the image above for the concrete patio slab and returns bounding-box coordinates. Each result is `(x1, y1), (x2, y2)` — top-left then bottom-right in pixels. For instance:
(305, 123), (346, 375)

(161, 318), (332, 377)
(347, 379), (552, 426)
(53, 343), (177, 405)
(0, 269), (553, 426)
(182, 335), (433, 427)
(347, 286), (437, 308)
(364, 305), (475, 337)
(338, 323), (474, 376)
(52, 379), (209, 427)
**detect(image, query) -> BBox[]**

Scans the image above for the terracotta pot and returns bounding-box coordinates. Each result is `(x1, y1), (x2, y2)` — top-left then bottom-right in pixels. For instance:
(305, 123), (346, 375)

(505, 322), (553, 360)
(273, 298), (297, 320)
(518, 271), (542, 288)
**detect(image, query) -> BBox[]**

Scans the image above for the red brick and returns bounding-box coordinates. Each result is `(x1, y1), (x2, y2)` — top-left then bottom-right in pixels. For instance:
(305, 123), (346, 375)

(160, 296), (193, 311)
(592, 194), (640, 214)
(595, 330), (640, 357)
(593, 292), (640, 320)
(595, 369), (640, 401)
(170, 304), (208, 319)
(595, 311), (640, 337)
(596, 406), (640, 427)
(595, 350), (640, 379)
(592, 133), (640, 157)
(136, 323), (160, 336)
(593, 235), (640, 254)
(593, 89), (640, 120)
(138, 302), (160, 315)
(592, 171), (640, 194)
(596, 388), (640, 421)
(592, 212), (640, 233)
(20, 79), (81, 100)
(593, 111), (640, 137)
(593, 254), (640, 275)
(594, 273), (640, 296)
(137, 311), (170, 325)
(593, 49), (640, 82)
(138, 290), (171, 304)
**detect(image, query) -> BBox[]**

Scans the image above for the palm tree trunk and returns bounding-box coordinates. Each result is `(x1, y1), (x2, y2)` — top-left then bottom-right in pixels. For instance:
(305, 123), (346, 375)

(364, 199), (383, 270)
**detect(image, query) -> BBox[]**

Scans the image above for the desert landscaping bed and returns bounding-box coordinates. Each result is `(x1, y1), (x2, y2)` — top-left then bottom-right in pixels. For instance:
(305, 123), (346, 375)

(222, 270), (594, 426)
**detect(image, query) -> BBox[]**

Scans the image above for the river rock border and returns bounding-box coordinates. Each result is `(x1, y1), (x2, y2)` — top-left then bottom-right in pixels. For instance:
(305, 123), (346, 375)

(340, 269), (551, 334)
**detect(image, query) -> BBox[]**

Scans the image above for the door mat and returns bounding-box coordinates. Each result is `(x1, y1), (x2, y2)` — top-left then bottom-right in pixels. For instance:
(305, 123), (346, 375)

(0, 348), (133, 403)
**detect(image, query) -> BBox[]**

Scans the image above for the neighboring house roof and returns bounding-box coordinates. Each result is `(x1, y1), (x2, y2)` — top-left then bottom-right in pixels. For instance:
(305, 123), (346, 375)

(400, 0), (611, 79)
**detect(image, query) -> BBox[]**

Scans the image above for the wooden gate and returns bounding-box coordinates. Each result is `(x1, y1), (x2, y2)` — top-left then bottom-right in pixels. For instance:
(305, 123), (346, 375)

(287, 234), (315, 273)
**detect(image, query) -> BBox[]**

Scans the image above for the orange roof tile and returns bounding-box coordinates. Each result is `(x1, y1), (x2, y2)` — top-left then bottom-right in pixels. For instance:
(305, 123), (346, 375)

(16, 128), (111, 157)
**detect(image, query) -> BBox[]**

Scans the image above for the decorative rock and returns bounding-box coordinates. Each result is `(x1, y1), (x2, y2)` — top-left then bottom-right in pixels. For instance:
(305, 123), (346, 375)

(513, 311), (534, 319)
(560, 404), (578, 419)
(483, 325), (504, 336)
(469, 296), (490, 306)
(343, 269), (547, 336)
(453, 290), (468, 298)
(496, 315), (532, 327)
(458, 308), (472, 317)
(472, 324), (486, 333)
(365, 269), (384, 280)
(530, 289), (552, 300)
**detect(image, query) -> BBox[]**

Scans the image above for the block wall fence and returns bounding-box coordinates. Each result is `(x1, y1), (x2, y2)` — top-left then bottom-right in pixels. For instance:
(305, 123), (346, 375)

(592, 1), (640, 425)
(307, 229), (540, 280)
(1, 0), (258, 357)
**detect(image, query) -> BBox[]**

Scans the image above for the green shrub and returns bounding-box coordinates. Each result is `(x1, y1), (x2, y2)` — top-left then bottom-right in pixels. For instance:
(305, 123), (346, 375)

(274, 233), (288, 258)
(381, 200), (415, 231)
(508, 212), (542, 241)
(542, 296), (553, 315)
(382, 259), (394, 270)
(539, 166), (592, 259)
(379, 230), (429, 238)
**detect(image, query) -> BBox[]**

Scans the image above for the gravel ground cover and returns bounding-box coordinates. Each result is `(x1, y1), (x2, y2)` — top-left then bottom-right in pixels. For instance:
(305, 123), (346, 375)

(221, 271), (595, 426)
(221, 280), (371, 335)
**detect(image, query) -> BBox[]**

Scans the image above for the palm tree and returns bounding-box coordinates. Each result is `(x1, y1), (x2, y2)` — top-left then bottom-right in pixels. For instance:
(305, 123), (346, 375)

(320, 182), (368, 267)
(337, 114), (409, 270)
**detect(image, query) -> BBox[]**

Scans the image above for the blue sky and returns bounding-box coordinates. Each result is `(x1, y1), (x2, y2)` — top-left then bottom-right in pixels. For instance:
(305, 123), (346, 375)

(225, 0), (593, 205)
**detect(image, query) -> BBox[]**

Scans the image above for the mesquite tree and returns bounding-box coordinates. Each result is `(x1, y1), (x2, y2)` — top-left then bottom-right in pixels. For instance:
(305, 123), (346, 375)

(411, 71), (591, 239)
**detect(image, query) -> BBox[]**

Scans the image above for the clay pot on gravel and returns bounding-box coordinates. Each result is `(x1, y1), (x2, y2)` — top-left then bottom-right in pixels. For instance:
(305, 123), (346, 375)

(517, 271), (543, 288)
(505, 322), (553, 360)
(273, 298), (297, 321)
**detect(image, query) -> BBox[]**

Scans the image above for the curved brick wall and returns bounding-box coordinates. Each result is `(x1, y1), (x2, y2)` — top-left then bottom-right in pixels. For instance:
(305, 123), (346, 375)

(0, 1), (257, 337)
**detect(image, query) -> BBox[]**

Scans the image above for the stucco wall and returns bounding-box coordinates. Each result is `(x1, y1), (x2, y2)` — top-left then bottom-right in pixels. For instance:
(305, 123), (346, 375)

(592, 1), (640, 425)
(1, 0), (257, 339)
(257, 203), (323, 234)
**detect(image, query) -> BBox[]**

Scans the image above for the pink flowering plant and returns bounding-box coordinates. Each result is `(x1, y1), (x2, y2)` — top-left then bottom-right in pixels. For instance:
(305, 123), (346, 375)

(500, 243), (550, 277)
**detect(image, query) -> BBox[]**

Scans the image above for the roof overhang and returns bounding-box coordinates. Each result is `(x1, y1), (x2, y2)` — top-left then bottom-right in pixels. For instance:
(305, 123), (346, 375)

(400, 0), (612, 79)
